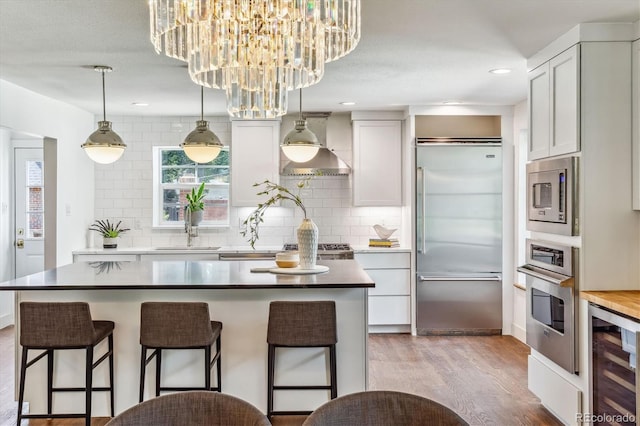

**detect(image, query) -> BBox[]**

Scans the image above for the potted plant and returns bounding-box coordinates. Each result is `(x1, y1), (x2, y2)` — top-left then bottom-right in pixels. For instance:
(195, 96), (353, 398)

(89, 219), (130, 249)
(241, 175), (318, 269)
(185, 182), (206, 225)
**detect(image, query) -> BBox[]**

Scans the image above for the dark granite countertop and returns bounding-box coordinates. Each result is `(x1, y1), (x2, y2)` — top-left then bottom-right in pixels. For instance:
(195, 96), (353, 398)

(0, 259), (374, 290)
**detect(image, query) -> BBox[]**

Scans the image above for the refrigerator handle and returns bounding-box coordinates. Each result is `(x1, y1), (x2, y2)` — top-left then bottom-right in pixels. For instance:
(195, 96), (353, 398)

(418, 275), (502, 282)
(417, 167), (425, 254)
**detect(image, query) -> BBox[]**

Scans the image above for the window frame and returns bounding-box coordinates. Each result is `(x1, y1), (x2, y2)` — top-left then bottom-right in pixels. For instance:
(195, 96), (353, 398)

(152, 146), (230, 229)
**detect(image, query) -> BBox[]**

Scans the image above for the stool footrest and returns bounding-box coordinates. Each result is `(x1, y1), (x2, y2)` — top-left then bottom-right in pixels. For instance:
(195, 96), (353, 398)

(21, 413), (87, 419)
(273, 385), (332, 390)
(159, 386), (216, 392)
(51, 386), (112, 392)
(270, 410), (314, 416)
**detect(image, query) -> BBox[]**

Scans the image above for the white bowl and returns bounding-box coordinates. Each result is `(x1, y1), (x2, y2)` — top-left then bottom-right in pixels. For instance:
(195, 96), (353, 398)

(275, 251), (300, 268)
(373, 224), (397, 240)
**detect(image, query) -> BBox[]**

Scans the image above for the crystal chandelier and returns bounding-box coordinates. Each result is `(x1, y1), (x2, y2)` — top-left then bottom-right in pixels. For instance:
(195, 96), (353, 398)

(148, 0), (361, 118)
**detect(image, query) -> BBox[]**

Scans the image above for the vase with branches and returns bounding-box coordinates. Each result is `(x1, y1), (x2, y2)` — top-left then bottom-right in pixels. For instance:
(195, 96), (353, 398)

(241, 175), (319, 269)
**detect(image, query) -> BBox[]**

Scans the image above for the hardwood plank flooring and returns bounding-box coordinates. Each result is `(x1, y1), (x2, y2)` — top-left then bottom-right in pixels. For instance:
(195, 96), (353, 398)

(368, 333), (561, 426)
(1, 326), (560, 425)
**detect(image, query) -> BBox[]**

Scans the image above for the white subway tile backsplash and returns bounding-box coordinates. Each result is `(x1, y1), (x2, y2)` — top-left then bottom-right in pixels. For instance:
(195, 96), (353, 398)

(94, 115), (403, 248)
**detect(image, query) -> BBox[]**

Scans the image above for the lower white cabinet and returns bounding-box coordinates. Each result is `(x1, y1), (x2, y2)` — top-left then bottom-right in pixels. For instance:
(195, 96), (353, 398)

(354, 251), (411, 332)
(73, 254), (138, 262)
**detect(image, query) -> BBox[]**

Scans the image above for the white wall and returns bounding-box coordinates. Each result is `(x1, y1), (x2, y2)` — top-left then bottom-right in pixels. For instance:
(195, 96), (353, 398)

(512, 99), (528, 343)
(0, 80), (96, 266)
(93, 114), (403, 250)
(0, 128), (13, 328)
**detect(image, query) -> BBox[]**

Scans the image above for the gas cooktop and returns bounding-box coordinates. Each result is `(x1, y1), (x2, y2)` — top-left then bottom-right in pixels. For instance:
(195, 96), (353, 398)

(283, 243), (352, 251)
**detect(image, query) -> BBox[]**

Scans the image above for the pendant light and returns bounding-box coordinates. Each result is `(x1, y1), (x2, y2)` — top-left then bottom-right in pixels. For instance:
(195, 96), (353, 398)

(81, 66), (126, 164)
(181, 86), (223, 163)
(281, 89), (321, 163)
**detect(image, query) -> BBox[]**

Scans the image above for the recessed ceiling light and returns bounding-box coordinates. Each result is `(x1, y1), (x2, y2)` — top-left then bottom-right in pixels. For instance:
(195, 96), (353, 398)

(132, 102), (149, 107)
(443, 101), (462, 105)
(489, 68), (511, 74)
(340, 101), (356, 106)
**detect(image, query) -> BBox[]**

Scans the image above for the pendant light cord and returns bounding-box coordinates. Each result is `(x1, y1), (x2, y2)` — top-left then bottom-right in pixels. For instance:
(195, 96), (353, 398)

(101, 69), (107, 122)
(299, 88), (303, 120)
(201, 86), (204, 121)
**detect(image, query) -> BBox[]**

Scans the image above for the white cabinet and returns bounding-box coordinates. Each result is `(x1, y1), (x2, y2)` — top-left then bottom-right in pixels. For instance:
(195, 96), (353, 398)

(231, 120), (280, 207)
(139, 253), (220, 261)
(528, 44), (580, 160)
(633, 39), (640, 210)
(355, 251), (410, 332)
(352, 120), (402, 206)
(73, 254), (138, 262)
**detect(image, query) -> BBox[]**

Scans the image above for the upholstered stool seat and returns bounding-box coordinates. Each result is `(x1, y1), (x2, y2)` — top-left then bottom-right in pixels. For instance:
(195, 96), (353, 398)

(105, 391), (270, 426)
(17, 302), (115, 426)
(267, 300), (337, 419)
(301, 390), (469, 426)
(139, 302), (222, 402)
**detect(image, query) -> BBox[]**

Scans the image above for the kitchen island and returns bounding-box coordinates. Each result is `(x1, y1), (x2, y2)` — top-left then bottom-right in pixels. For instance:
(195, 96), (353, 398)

(0, 259), (373, 416)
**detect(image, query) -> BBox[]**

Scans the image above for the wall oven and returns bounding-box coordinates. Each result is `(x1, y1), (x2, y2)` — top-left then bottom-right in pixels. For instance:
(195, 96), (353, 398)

(518, 239), (579, 374)
(526, 156), (579, 236)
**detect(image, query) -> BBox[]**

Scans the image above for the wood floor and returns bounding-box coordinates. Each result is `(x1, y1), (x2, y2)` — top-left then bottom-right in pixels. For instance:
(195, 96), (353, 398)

(0, 326), (560, 425)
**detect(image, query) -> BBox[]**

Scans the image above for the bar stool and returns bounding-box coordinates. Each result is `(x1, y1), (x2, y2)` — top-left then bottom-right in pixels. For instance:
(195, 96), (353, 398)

(139, 302), (222, 402)
(266, 301), (337, 419)
(17, 302), (115, 426)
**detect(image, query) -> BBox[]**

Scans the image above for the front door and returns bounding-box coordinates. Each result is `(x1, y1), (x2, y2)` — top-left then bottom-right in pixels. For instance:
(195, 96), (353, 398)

(14, 148), (44, 278)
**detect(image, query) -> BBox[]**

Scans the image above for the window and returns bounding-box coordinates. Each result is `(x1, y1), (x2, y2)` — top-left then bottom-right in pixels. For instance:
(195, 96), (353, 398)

(152, 147), (230, 227)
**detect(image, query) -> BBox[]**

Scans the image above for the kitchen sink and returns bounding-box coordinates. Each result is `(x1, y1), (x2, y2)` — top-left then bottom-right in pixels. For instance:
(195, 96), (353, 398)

(152, 246), (221, 251)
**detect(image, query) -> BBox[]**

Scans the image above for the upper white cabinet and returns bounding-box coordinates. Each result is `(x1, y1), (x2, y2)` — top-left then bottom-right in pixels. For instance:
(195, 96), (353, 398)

(528, 44), (580, 160)
(352, 120), (402, 206)
(633, 39), (640, 210)
(231, 120), (280, 207)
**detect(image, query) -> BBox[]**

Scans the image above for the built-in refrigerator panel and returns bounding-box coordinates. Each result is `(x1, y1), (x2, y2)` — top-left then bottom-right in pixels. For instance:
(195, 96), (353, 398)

(417, 144), (502, 274)
(416, 142), (503, 334)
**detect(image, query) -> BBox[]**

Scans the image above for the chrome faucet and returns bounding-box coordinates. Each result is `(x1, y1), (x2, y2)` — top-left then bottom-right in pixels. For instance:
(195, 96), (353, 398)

(185, 208), (198, 247)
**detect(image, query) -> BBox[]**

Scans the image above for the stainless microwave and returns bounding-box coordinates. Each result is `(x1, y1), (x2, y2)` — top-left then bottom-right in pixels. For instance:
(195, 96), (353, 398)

(526, 156), (578, 236)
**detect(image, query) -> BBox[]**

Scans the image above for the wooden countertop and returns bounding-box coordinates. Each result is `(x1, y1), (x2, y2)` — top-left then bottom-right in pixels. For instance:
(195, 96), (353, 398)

(580, 290), (640, 321)
(0, 259), (374, 291)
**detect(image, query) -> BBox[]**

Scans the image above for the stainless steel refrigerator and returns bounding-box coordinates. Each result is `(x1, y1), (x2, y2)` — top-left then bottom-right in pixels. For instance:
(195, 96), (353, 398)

(416, 139), (502, 335)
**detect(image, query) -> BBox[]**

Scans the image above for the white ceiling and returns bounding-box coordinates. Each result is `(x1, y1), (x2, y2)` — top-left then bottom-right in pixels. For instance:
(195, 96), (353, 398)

(1, 0), (638, 117)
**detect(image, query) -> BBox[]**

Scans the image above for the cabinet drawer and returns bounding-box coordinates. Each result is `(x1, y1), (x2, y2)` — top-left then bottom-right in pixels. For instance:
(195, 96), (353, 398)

(366, 269), (410, 296)
(139, 254), (220, 261)
(73, 254), (138, 262)
(368, 296), (410, 325)
(355, 252), (410, 269)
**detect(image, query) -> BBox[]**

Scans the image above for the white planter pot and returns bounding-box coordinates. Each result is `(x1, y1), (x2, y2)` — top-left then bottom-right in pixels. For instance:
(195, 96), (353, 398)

(189, 209), (203, 226)
(103, 237), (118, 249)
(297, 218), (318, 269)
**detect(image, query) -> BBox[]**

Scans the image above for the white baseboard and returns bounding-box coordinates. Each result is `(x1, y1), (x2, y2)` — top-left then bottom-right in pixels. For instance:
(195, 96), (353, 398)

(368, 324), (411, 334)
(512, 322), (526, 344)
(0, 313), (14, 329)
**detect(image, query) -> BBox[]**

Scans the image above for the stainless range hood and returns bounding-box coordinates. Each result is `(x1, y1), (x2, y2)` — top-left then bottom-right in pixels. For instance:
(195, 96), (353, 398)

(280, 113), (351, 176)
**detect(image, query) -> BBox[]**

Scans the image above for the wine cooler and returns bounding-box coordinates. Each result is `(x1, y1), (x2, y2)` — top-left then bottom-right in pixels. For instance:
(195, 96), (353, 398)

(589, 303), (640, 425)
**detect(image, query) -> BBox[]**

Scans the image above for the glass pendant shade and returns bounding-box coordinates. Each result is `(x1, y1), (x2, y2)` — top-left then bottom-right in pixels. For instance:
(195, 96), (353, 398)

(148, 0), (361, 118)
(82, 121), (126, 164)
(281, 119), (321, 163)
(181, 120), (222, 163)
(81, 66), (126, 164)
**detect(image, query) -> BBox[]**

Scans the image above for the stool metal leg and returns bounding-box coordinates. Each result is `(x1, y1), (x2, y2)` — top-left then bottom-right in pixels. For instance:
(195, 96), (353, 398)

(47, 349), (54, 414)
(330, 344), (337, 399)
(108, 334), (115, 416)
(139, 346), (147, 402)
(85, 346), (94, 426)
(216, 335), (222, 392)
(205, 346), (211, 391)
(16, 348), (28, 426)
(155, 349), (162, 397)
(267, 344), (275, 418)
